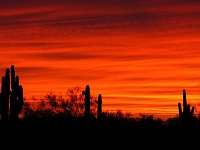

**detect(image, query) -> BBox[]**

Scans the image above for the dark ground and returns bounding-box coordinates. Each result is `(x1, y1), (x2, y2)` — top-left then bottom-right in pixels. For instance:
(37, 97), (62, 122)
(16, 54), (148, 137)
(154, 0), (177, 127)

(1, 117), (200, 149)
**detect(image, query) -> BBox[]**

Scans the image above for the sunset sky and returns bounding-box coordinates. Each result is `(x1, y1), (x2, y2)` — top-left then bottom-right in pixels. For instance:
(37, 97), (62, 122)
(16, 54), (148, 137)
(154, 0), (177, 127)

(1, 0), (200, 120)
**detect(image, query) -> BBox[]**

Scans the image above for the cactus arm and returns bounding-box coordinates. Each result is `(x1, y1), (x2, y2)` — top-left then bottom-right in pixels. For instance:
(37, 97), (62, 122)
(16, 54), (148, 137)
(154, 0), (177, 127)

(17, 85), (24, 114)
(178, 103), (182, 118)
(191, 106), (195, 116)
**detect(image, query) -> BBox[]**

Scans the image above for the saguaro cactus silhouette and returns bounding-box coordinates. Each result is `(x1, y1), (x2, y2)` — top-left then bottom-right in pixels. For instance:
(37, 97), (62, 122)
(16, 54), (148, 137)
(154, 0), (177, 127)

(95, 94), (102, 120)
(178, 89), (194, 124)
(0, 65), (24, 124)
(82, 85), (90, 120)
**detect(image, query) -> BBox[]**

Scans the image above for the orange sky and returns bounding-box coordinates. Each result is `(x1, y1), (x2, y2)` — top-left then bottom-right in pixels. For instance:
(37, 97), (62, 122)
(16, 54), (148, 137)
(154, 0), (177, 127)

(1, 0), (200, 120)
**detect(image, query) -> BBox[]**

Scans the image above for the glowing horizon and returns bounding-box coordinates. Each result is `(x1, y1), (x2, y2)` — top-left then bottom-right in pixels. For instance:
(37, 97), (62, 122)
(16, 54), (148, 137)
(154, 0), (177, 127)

(1, 0), (200, 120)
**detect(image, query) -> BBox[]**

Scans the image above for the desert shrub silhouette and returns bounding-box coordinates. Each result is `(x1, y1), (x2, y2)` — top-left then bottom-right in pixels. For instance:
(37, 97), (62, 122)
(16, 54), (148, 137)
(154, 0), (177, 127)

(22, 86), (97, 120)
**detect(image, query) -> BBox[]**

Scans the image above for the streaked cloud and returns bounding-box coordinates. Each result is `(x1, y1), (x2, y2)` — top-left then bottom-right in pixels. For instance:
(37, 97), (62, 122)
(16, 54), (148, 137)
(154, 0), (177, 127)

(0, 0), (200, 120)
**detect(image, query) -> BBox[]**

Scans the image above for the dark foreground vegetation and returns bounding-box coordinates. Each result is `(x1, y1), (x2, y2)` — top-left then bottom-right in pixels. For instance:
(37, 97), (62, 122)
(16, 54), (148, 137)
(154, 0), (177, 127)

(1, 65), (200, 149)
(1, 112), (200, 149)
(1, 90), (200, 149)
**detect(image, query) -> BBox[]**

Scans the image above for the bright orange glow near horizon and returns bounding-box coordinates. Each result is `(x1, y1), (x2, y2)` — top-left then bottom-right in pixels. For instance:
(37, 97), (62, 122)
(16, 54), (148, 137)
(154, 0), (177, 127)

(1, 0), (200, 120)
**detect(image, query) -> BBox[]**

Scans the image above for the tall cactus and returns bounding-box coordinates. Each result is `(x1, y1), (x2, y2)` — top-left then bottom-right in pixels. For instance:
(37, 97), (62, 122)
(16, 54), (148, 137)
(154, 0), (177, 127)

(178, 89), (194, 125)
(0, 65), (24, 124)
(95, 94), (102, 120)
(0, 69), (10, 123)
(82, 85), (90, 120)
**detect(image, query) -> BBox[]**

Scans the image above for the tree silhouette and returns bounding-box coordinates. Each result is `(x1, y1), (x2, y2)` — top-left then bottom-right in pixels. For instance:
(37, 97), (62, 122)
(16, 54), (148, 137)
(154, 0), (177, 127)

(22, 86), (97, 119)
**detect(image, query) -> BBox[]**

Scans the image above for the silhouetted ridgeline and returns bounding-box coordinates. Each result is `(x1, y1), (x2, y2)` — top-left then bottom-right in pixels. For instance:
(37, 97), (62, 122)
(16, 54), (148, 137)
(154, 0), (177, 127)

(1, 66), (200, 149)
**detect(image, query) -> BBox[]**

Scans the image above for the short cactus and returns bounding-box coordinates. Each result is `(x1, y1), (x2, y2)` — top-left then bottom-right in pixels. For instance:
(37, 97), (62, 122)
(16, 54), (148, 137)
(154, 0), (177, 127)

(95, 94), (102, 120)
(82, 85), (90, 120)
